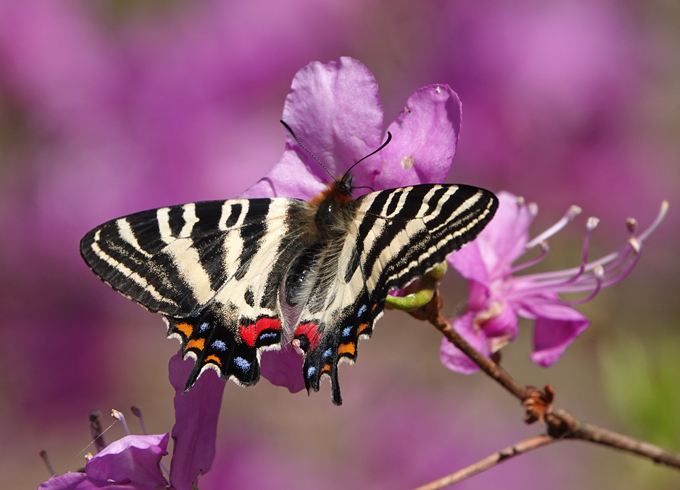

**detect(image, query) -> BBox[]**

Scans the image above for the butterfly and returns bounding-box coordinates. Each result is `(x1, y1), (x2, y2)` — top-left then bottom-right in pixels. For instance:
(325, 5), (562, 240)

(80, 128), (498, 405)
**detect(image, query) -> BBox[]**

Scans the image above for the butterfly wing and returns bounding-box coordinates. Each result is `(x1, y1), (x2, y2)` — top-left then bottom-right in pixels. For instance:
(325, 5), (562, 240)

(295, 184), (498, 404)
(80, 197), (307, 387)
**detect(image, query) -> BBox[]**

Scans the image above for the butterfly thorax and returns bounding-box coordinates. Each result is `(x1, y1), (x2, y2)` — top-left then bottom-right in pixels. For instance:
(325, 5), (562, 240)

(307, 176), (358, 239)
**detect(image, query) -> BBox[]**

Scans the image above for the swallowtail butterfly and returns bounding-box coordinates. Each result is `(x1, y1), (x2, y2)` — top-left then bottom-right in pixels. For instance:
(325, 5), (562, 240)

(80, 132), (498, 405)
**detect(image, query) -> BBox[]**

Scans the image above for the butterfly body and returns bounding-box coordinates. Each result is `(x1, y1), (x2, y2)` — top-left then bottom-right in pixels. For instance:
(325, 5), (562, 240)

(81, 177), (497, 404)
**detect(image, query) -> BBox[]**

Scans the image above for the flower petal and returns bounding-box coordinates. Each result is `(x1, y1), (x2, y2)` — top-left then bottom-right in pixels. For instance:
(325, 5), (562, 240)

(469, 191), (533, 276)
(448, 243), (491, 287)
(376, 84), (461, 188)
(481, 300), (519, 343)
(169, 352), (224, 490)
(85, 434), (169, 487)
(440, 312), (491, 374)
(242, 57), (383, 199)
(260, 348), (306, 393)
(239, 147), (324, 199)
(38, 473), (88, 490)
(523, 300), (589, 367)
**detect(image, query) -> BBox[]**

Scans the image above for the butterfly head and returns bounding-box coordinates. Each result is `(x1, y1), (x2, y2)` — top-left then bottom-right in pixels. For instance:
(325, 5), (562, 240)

(309, 175), (356, 235)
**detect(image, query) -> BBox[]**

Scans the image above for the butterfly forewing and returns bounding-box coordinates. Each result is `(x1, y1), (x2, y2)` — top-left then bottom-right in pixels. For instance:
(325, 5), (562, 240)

(81, 181), (497, 405)
(81, 198), (296, 314)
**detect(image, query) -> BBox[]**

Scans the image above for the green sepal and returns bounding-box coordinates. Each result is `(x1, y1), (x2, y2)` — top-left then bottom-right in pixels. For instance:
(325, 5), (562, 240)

(385, 262), (447, 311)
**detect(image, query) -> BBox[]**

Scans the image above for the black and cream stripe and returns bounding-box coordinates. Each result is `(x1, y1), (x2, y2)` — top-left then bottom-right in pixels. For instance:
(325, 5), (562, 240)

(81, 182), (497, 405)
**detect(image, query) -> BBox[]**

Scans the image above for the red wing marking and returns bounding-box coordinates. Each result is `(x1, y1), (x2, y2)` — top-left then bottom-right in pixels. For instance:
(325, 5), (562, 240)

(240, 317), (282, 347)
(295, 322), (321, 350)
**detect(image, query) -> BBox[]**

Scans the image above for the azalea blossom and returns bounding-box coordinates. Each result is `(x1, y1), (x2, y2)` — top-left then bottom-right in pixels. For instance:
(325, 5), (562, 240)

(244, 56), (464, 392)
(39, 353), (223, 490)
(441, 191), (667, 374)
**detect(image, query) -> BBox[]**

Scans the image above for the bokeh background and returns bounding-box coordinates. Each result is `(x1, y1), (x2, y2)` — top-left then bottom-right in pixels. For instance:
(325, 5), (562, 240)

(1, 0), (679, 488)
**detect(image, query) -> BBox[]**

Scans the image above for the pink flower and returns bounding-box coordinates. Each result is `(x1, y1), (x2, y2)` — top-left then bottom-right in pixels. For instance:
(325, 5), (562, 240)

(244, 57), (464, 392)
(441, 191), (667, 373)
(39, 353), (223, 490)
(39, 434), (170, 490)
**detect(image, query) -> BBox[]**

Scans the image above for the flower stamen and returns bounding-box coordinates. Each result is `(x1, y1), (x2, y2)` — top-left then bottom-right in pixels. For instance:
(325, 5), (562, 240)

(131, 406), (148, 435)
(565, 265), (604, 305)
(511, 241), (549, 274)
(111, 409), (130, 436)
(90, 410), (107, 452)
(638, 200), (669, 241)
(39, 450), (57, 478)
(525, 205), (582, 249)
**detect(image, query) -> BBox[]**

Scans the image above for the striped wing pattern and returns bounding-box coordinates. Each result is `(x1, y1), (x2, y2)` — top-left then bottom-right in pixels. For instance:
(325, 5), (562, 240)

(80, 183), (497, 405)
(295, 184), (497, 403)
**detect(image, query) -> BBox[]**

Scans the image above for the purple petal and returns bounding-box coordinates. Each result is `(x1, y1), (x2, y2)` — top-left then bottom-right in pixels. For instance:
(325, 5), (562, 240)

(169, 352), (224, 490)
(239, 147), (325, 199)
(440, 312), (491, 374)
(523, 301), (589, 367)
(242, 57), (384, 199)
(260, 348), (306, 393)
(466, 280), (491, 311)
(38, 473), (88, 490)
(85, 434), (169, 487)
(481, 300), (519, 342)
(448, 243), (491, 287)
(283, 57), (384, 176)
(448, 192), (534, 287)
(376, 84), (461, 188)
(473, 191), (534, 277)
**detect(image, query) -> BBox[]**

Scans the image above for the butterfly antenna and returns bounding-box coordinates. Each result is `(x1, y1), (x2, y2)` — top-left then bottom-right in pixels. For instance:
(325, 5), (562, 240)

(280, 120), (334, 181)
(343, 132), (392, 179)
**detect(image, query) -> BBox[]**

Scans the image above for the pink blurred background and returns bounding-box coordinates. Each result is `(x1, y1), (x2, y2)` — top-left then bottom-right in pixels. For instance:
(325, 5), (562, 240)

(1, 0), (678, 488)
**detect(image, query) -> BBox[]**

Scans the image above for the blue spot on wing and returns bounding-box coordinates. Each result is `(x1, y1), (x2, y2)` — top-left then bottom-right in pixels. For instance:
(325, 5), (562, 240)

(199, 322), (210, 332)
(307, 367), (316, 378)
(358, 304), (367, 317)
(211, 340), (227, 351)
(342, 326), (352, 337)
(234, 357), (251, 372)
(259, 332), (277, 340)
(323, 348), (332, 359)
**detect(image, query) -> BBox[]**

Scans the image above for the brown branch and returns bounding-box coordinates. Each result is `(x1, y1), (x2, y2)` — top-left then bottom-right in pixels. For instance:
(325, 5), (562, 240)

(550, 410), (680, 468)
(411, 435), (554, 490)
(408, 294), (680, 486)
(428, 308), (528, 400)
